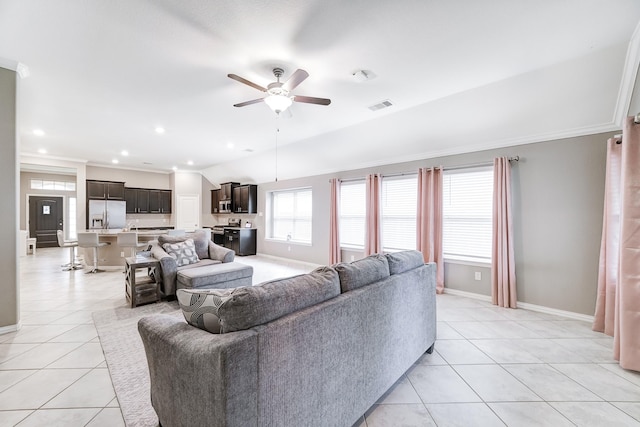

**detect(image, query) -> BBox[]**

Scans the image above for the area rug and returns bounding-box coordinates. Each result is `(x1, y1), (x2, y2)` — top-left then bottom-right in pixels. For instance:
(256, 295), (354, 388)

(93, 301), (181, 427)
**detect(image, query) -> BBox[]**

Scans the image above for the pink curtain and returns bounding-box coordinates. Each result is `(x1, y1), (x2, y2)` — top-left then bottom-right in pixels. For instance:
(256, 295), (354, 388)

(491, 157), (517, 308)
(594, 116), (640, 371)
(416, 167), (444, 293)
(329, 178), (341, 264)
(593, 137), (621, 336)
(364, 174), (382, 256)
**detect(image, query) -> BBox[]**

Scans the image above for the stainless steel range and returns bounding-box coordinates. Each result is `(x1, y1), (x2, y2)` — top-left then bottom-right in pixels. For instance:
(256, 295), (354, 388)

(212, 218), (242, 245)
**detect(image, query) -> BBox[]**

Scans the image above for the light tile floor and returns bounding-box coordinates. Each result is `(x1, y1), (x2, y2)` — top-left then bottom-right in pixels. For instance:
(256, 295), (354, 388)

(1, 248), (639, 426)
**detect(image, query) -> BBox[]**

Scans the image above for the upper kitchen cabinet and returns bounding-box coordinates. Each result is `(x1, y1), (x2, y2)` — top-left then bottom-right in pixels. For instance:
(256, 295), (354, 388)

(220, 182), (240, 201)
(149, 190), (172, 214)
(125, 188), (150, 213)
(232, 184), (257, 214)
(211, 189), (220, 214)
(87, 180), (125, 200)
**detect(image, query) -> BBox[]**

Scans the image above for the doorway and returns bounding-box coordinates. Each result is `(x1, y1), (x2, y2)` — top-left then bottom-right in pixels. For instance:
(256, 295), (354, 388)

(29, 196), (63, 248)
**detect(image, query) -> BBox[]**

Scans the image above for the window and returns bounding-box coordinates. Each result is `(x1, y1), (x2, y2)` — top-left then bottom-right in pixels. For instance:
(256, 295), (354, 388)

(268, 188), (312, 244)
(443, 167), (493, 262)
(30, 179), (75, 191)
(382, 175), (417, 251)
(339, 180), (366, 248)
(68, 197), (77, 240)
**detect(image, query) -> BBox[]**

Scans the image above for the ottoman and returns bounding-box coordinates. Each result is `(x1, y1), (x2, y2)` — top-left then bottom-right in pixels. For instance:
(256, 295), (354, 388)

(177, 262), (253, 290)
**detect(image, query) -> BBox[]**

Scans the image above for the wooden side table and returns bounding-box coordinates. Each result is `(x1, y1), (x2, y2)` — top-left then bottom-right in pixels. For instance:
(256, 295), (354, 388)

(125, 255), (160, 308)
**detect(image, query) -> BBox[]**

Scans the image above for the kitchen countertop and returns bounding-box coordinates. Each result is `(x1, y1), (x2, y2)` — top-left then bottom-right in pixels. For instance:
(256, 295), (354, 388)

(82, 229), (172, 236)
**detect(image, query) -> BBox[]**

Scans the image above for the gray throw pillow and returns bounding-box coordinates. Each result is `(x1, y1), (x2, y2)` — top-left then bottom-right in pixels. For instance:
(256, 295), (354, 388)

(385, 250), (425, 275)
(334, 254), (390, 292)
(162, 239), (199, 267)
(177, 267), (340, 334)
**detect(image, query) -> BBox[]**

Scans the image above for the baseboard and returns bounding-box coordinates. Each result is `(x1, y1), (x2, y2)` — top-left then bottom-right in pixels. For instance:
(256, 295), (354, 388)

(443, 288), (594, 322)
(0, 321), (21, 336)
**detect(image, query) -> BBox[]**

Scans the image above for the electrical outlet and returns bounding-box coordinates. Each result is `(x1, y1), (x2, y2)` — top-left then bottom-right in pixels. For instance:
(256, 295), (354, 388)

(474, 272), (482, 281)
(287, 246), (291, 252)
(259, 212), (263, 217)
(120, 251), (125, 258)
(350, 255), (355, 261)
(135, 218), (139, 222)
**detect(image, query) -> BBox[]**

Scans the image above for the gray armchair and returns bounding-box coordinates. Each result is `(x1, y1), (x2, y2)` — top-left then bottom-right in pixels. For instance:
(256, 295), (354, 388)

(149, 230), (234, 297)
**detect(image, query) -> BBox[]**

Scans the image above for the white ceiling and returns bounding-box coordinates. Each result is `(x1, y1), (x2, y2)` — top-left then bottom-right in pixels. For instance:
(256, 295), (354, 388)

(1, 0), (640, 183)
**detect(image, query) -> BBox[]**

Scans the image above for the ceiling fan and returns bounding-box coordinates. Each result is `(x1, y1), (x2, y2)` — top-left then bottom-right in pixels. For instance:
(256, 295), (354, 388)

(228, 68), (331, 114)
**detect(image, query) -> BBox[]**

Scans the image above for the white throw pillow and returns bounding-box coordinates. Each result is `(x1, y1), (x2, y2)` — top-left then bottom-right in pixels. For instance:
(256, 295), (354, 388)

(177, 288), (236, 333)
(162, 238), (199, 267)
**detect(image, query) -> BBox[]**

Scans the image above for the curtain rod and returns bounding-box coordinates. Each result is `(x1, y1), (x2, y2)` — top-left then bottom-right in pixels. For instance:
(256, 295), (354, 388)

(444, 156), (519, 172)
(329, 156), (520, 182)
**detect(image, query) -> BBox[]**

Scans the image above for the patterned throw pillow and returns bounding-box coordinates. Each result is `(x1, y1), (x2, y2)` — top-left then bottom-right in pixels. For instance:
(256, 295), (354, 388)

(162, 238), (199, 267)
(177, 288), (237, 333)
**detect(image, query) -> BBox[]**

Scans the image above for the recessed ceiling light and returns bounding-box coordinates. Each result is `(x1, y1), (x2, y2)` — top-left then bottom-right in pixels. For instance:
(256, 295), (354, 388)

(227, 142), (235, 150)
(37, 148), (47, 154)
(187, 160), (194, 166)
(112, 159), (119, 164)
(172, 166), (177, 171)
(121, 150), (129, 156)
(33, 129), (45, 137)
(155, 127), (165, 134)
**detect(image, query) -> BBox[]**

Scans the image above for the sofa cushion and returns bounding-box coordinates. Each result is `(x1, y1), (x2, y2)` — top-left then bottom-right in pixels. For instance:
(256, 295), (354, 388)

(176, 288), (235, 334)
(178, 262), (253, 289)
(178, 266), (340, 333)
(385, 250), (425, 275)
(334, 254), (390, 292)
(162, 239), (199, 267)
(158, 230), (210, 260)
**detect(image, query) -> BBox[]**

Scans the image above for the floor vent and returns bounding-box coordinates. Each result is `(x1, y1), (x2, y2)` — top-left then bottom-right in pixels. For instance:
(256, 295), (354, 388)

(368, 99), (394, 111)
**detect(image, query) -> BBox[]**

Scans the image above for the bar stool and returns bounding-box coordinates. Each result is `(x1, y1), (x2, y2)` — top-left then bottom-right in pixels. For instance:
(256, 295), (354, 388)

(117, 232), (148, 273)
(56, 230), (83, 271)
(77, 232), (110, 273)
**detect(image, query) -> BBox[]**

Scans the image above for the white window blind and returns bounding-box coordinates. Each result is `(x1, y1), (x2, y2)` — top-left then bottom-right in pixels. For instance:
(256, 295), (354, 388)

(339, 180), (366, 248)
(382, 175), (417, 251)
(443, 167), (493, 262)
(268, 188), (312, 244)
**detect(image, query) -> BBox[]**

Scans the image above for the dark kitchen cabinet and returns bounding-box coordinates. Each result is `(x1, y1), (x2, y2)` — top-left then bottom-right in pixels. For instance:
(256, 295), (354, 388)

(124, 187), (171, 214)
(87, 180), (125, 200)
(223, 228), (256, 256)
(211, 189), (220, 213)
(232, 184), (257, 214)
(149, 190), (171, 214)
(219, 182), (239, 201)
(125, 188), (150, 213)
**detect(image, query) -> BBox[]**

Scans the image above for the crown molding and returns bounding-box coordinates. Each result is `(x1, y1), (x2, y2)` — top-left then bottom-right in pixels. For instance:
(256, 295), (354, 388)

(614, 20), (640, 125)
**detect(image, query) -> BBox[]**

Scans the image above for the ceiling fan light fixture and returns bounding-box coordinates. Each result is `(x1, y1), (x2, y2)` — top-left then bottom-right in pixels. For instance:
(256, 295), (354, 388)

(264, 94), (293, 114)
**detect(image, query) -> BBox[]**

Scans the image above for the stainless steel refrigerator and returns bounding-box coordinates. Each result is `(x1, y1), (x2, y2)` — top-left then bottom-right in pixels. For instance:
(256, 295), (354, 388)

(88, 200), (126, 230)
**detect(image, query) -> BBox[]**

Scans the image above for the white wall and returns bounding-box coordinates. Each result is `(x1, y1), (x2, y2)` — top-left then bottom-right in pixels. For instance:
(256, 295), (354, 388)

(0, 66), (19, 331)
(253, 131), (610, 316)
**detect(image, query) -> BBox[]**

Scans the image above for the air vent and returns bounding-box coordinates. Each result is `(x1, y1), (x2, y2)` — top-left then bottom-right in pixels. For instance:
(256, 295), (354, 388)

(368, 99), (393, 111)
(142, 162), (153, 165)
(243, 149), (254, 153)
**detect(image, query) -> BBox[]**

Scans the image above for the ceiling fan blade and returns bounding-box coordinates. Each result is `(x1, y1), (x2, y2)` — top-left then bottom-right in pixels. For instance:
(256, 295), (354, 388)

(293, 95), (331, 106)
(228, 74), (267, 92)
(233, 98), (264, 107)
(282, 69), (309, 91)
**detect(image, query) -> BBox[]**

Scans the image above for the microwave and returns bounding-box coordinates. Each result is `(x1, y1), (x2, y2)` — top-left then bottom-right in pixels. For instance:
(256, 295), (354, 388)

(219, 200), (232, 213)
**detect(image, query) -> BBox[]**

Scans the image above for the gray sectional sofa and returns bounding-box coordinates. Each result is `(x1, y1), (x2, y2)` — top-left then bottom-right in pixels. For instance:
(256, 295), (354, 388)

(138, 250), (437, 427)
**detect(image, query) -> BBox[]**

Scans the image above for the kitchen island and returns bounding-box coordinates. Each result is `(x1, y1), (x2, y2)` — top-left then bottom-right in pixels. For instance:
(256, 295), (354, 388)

(80, 229), (172, 269)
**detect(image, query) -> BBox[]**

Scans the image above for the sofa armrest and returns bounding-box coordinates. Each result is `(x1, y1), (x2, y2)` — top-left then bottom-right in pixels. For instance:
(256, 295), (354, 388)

(209, 241), (235, 263)
(138, 315), (258, 427)
(150, 244), (178, 296)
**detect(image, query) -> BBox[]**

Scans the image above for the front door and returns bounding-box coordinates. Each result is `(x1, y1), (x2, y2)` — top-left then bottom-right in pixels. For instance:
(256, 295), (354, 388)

(29, 196), (63, 248)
